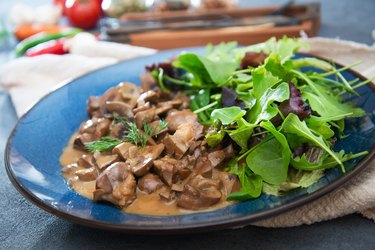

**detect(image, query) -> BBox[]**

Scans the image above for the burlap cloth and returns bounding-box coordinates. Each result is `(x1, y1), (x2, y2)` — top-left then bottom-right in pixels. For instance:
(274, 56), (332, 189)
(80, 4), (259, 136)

(1, 37), (374, 227)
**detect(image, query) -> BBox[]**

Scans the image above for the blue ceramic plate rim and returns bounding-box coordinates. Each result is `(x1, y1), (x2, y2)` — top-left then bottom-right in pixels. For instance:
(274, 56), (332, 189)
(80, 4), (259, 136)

(5, 48), (375, 234)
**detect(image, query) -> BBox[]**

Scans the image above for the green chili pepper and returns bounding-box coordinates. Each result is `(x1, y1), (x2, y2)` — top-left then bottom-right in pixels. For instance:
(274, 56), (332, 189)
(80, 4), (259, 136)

(15, 28), (81, 57)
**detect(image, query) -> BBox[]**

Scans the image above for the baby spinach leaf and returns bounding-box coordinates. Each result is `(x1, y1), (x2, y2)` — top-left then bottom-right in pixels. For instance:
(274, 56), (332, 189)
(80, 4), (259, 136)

(252, 65), (281, 98)
(228, 119), (255, 152)
(281, 113), (344, 172)
(246, 137), (289, 185)
(212, 106), (246, 125)
(174, 53), (211, 87)
(247, 82), (290, 124)
(227, 165), (263, 201)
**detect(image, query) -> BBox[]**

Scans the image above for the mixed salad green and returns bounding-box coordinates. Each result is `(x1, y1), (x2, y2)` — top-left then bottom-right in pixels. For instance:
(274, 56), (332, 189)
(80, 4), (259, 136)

(147, 37), (369, 201)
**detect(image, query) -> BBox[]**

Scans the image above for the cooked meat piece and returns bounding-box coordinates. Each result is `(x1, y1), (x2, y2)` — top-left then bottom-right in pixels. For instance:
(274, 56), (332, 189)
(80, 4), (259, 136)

(75, 167), (97, 181)
(112, 142), (133, 160)
(104, 101), (134, 119)
(140, 72), (157, 91)
(171, 183), (184, 192)
(176, 175), (222, 210)
(127, 144), (165, 176)
(94, 162), (136, 208)
(138, 173), (164, 194)
(207, 150), (226, 168)
(164, 123), (195, 159)
(218, 171), (240, 196)
(196, 156), (213, 178)
(175, 157), (192, 181)
(93, 152), (119, 170)
(77, 154), (94, 168)
(134, 107), (156, 128)
(153, 157), (177, 186)
(159, 189), (174, 201)
(119, 82), (141, 108)
(165, 109), (198, 132)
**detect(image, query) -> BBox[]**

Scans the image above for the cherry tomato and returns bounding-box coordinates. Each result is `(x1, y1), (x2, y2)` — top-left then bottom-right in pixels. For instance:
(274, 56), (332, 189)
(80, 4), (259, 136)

(65, 0), (102, 30)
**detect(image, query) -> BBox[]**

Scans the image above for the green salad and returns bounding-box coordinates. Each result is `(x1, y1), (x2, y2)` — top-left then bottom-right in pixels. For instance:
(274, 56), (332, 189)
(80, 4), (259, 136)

(145, 36), (370, 201)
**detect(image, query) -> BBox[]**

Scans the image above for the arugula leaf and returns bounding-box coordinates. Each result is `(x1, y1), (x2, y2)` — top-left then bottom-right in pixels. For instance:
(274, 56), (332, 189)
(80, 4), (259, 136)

(291, 150), (368, 171)
(247, 82), (290, 124)
(263, 169), (324, 196)
(212, 106), (246, 125)
(246, 136), (289, 185)
(281, 113), (344, 172)
(292, 57), (335, 71)
(306, 116), (335, 139)
(292, 69), (365, 118)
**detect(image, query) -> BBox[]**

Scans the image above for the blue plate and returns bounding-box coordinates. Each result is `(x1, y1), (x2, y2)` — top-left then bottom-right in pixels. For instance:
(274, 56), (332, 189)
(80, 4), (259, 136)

(5, 48), (375, 233)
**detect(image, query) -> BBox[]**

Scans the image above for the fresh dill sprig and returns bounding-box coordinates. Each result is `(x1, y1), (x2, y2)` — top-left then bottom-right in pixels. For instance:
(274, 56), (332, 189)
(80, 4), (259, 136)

(86, 118), (169, 150)
(124, 121), (148, 147)
(158, 119), (168, 132)
(85, 136), (122, 153)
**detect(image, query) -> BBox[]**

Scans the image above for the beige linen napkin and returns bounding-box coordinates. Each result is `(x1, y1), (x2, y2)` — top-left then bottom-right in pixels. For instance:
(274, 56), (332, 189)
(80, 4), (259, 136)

(1, 37), (374, 227)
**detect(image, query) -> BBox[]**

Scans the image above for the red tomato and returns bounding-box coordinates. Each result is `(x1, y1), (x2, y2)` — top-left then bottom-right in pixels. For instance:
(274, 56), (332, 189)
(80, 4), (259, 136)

(53, 0), (67, 15)
(65, 0), (102, 30)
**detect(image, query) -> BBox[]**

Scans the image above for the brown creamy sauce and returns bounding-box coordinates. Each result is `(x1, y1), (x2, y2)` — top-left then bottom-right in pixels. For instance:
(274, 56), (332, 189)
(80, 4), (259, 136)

(61, 134), (234, 216)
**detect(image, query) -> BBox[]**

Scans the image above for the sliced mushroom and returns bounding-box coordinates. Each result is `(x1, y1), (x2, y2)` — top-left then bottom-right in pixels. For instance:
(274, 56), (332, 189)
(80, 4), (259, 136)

(104, 101), (134, 119)
(137, 90), (158, 106)
(112, 142), (133, 160)
(207, 150), (226, 168)
(98, 87), (123, 116)
(134, 107), (156, 128)
(166, 109), (198, 132)
(94, 162), (136, 208)
(119, 82), (141, 108)
(77, 154), (94, 168)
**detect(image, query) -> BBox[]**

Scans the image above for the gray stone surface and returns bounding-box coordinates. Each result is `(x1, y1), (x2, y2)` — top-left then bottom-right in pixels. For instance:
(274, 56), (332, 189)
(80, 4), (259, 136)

(1, 0), (375, 249)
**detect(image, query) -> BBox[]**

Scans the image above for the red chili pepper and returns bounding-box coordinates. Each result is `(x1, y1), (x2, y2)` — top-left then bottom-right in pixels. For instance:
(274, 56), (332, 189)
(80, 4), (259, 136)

(25, 39), (68, 57)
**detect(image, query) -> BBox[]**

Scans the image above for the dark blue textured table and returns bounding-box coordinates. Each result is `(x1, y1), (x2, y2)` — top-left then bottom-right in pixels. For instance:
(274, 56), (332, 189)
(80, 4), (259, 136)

(1, 0), (375, 249)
